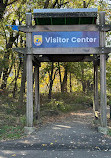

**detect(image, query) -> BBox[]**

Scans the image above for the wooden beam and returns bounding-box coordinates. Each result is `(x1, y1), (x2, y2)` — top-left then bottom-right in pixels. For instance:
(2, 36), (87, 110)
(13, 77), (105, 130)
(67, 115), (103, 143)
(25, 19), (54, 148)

(18, 24), (111, 32)
(35, 55), (94, 62)
(32, 47), (99, 55)
(13, 47), (111, 55)
(19, 25), (99, 32)
(99, 24), (111, 32)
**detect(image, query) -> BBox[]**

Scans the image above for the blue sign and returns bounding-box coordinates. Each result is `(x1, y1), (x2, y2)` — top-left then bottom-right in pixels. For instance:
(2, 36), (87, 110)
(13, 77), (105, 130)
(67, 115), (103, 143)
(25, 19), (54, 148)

(6, 25), (19, 31)
(32, 31), (99, 48)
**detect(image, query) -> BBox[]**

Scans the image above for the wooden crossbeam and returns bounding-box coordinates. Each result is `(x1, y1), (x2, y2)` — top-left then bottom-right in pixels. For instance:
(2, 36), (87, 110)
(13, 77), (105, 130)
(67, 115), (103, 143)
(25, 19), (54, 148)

(18, 24), (111, 32)
(18, 25), (98, 32)
(12, 47), (111, 55)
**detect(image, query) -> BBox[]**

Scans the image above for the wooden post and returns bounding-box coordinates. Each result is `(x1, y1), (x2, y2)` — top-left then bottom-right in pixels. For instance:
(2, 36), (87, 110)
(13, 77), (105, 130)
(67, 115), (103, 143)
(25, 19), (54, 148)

(26, 55), (33, 127)
(35, 65), (40, 120)
(24, 13), (35, 134)
(98, 11), (107, 134)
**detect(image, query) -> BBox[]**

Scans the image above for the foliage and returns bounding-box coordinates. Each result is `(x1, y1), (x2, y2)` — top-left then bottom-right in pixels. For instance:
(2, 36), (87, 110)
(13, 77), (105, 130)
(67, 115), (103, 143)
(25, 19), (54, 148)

(41, 92), (93, 113)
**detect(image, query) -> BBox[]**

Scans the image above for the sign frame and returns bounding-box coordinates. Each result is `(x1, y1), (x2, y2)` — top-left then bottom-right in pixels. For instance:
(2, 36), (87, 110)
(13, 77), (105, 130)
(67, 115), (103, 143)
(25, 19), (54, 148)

(32, 31), (99, 48)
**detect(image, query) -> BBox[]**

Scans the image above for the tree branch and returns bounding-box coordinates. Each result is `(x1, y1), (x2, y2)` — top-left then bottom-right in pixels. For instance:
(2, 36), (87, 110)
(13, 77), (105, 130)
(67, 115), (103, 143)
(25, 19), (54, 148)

(5, 0), (8, 6)
(44, 0), (50, 8)
(58, 1), (69, 8)
(87, 0), (92, 7)
(83, 1), (87, 8)
(52, 0), (58, 8)
(7, 0), (18, 6)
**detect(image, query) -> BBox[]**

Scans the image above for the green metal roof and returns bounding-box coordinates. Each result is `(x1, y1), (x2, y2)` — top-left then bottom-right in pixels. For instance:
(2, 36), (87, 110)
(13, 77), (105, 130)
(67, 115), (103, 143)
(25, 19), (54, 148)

(33, 8), (98, 25)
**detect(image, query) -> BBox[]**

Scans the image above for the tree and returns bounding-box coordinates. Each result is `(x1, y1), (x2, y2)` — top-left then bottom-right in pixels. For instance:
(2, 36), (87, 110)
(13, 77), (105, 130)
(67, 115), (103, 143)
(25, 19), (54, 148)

(58, 62), (68, 93)
(0, 0), (26, 97)
(0, 0), (19, 19)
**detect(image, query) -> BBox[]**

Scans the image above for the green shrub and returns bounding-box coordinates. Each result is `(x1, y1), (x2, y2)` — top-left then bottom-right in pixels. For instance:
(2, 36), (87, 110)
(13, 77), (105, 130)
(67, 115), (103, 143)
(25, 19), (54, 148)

(43, 92), (91, 113)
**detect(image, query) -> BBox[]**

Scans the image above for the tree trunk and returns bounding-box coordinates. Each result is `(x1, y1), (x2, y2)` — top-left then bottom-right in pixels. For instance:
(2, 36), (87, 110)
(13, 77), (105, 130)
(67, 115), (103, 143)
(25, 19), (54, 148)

(48, 62), (58, 99)
(19, 54), (26, 105)
(13, 58), (22, 98)
(63, 67), (67, 92)
(61, 66), (67, 93)
(0, 32), (19, 89)
(81, 69), (86, 92)
(1, 68), (9, 89)
(48, 62), (54, 99)
(70, 72), (72, 93)
(82, 81), (86, 92)
(0, 1), (6, 19)
(58, 63), (68, 93)
(13, 67), (17, 98)
(58, 62), (62, 92)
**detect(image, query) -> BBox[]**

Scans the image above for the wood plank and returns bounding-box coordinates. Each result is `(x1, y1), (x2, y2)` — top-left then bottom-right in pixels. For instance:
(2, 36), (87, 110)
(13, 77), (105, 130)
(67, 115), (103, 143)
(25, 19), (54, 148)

(104, 47), (111, 53)
(32, 47), (99, 55)
(99, 24), (111, 32)
(13, 47), (111, 55)
(26, 13), (33, 127)
(26, 55), (33, 127)
(19, 25), (99, 32)
(99, 11), (107, 128)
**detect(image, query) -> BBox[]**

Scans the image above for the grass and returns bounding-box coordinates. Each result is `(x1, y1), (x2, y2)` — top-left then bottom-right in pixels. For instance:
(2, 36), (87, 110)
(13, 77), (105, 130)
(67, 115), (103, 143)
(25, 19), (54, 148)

(0, 126), (24, 140)
(0, 90), (26, 140)
(0, 109), (26, 140)
(0, 91), (93, 140)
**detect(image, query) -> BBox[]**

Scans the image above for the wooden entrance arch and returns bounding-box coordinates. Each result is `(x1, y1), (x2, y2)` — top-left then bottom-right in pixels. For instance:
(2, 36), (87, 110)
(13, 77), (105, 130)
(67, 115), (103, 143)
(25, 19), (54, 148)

(14, 8), (111, 134)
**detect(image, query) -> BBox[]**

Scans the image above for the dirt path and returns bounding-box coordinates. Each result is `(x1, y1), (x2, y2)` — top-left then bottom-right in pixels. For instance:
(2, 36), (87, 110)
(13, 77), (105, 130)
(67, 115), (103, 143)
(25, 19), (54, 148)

(39, 107), (94, 128)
